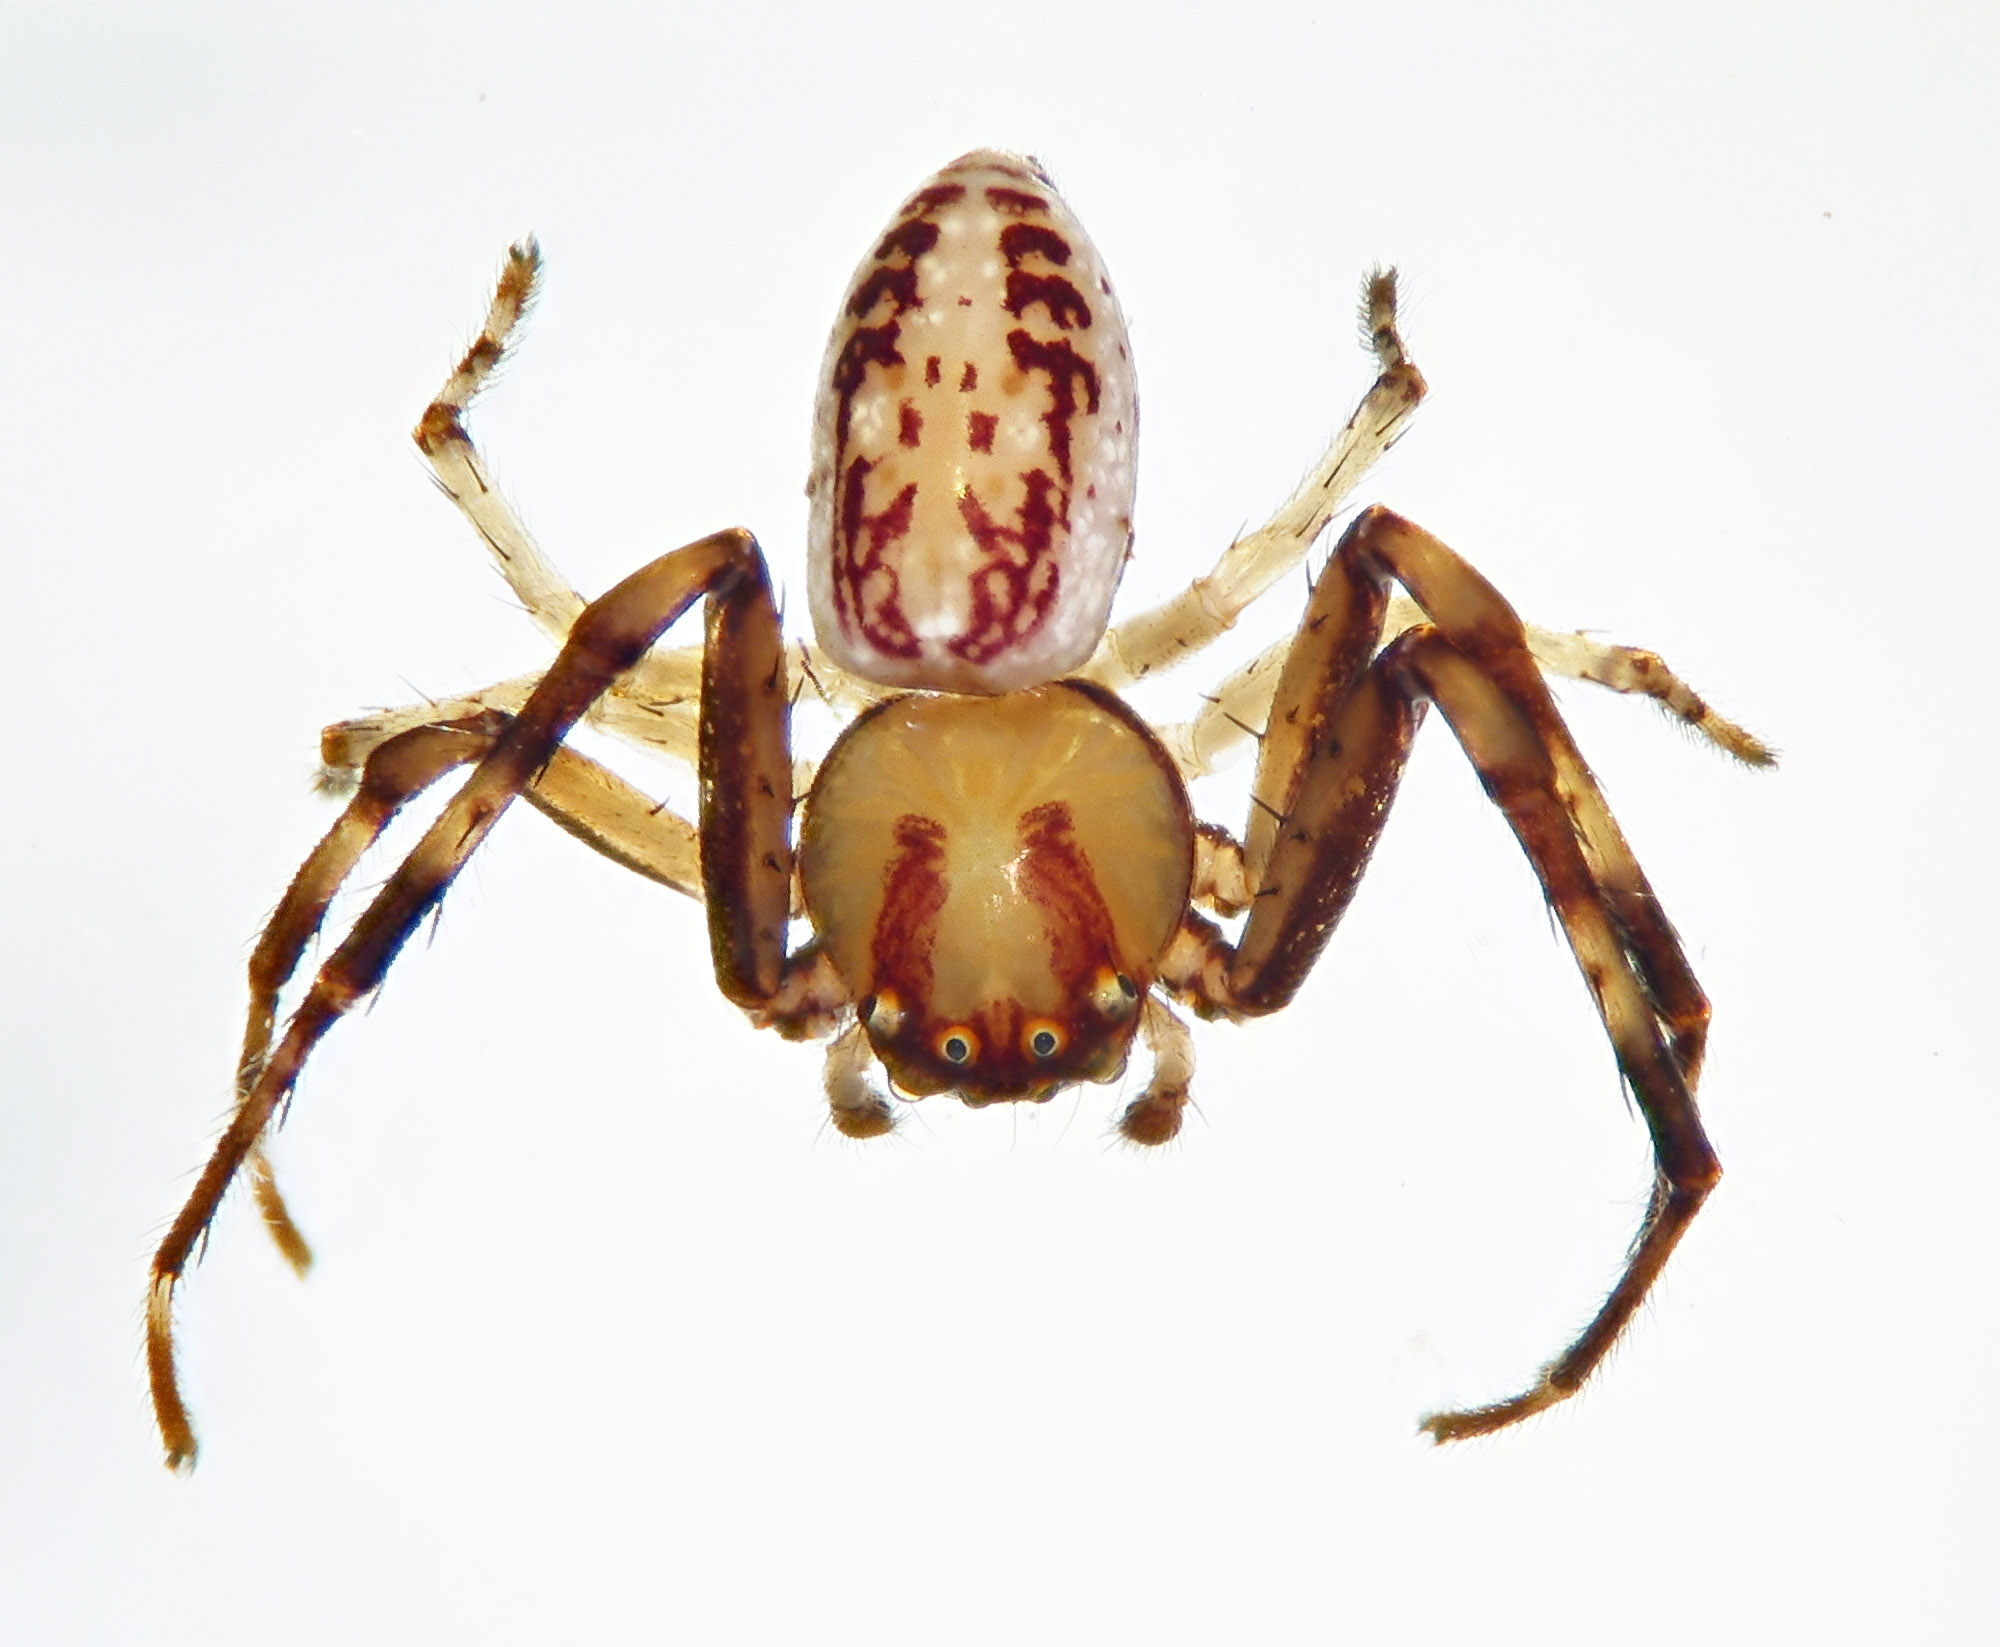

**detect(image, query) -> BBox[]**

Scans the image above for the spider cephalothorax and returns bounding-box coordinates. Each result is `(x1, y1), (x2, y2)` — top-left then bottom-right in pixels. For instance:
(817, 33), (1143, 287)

(148, 149), (1769, 1470)
(801, 681), (1192, 1103)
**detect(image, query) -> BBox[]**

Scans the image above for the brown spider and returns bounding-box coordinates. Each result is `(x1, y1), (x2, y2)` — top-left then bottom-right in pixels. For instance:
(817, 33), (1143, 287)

(148, 150), (1770, 1470)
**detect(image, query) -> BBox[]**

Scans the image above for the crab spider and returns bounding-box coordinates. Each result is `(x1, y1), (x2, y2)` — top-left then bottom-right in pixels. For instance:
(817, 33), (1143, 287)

(149, 151), (1770, 1469)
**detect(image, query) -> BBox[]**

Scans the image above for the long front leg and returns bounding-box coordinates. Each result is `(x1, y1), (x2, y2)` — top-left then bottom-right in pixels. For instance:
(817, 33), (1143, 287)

(234, 713), (517, 1283)
(1164, 506), (1720, 1441)
(1380, 630), (1718, 1440)
(148, 528), (773, 1470)
(187, 708), (741, 1456)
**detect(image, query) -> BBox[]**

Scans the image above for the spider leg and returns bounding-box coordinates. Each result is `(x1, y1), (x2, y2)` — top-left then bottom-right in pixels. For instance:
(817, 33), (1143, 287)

(320, 675), (618, 780)
(520, 743), (703, 901)
(321, 671), (842, 826)
(1160, 505), (1719, 1441)
(372, 241), (908, 804)
(1152, 597), (1771, 786)
(415, 241), (584, 651)
(150, 713), (509, 1465)
(819, 1017), (894, 1139)
(411, 247), (727, 741)
(248, 716), (526, 1279)
(1383, 630), (1718, 1440)
(319, 633), (909, 798)
(242, 707), (718, 1248)
(1152, 638), (1296, 780)
(1515, 621), (1775, 767)
(240, 717), (515, 1099)
(1117, 994), (1199, 1146)
(1085, 270), (1426, 691)
(149, 528), (772, 1469)
(180, 722), (728, 1461)
(244, 1148), (311, 1277)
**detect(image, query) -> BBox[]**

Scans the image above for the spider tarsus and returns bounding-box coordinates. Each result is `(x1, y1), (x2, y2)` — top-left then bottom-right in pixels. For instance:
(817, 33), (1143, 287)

(146, 1274), (200, 1473)
(1117, 1088), (1188, 1147)
(1360, 266), (1407, 371)
(1418, 1379), (1561, 1445)
(830, 1098), (896, 1140)
(1705, 712), (1778, 768)
(249, 1154), (315, 1277)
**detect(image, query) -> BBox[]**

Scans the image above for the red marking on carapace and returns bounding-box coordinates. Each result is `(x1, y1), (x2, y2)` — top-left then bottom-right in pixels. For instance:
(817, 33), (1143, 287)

(830, 220), (937, 469)
(908, 181), (968, 214)
(1005, 330), (1099, 483)
(821, 158), (1111, 674)
(868, 813), (948, 1002)
(875, 216), (945, 264)
(868, 796), (1127, 1097)
(1016, 800), (1123, 995)
(1004, 270), (1091, 331)
(999, 223), (1072, 268)
(952, 471), (1061, 663)
(848, 260), (923, 321)
(835, 456), (921, 656)
(985, 186), (1050, 217)
(977, 156), (1043, 184)
(829, 324), (906, 450)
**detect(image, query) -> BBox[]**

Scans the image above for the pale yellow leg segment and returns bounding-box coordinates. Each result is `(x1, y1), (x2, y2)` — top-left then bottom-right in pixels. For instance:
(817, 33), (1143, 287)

(520, 747), (703, 901)
(414, 241), (585, 650)
(410, 245), (722, 725)
(1150, 602), (1771, 791)
(822, 1019), (894, 1139)
(1517, 622), (1775, 767)
(1085, 271), (1426, 690)
(1118, 995), (1198, 1146)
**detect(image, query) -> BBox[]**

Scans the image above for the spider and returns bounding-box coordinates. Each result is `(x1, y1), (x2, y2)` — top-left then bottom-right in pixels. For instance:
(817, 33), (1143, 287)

(148, 149), (1770, 1470)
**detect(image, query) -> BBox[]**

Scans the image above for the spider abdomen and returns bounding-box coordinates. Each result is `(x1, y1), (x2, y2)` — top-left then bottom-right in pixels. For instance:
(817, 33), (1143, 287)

(806, 150), (1138, 696)
(799, 682), (1190, 1100)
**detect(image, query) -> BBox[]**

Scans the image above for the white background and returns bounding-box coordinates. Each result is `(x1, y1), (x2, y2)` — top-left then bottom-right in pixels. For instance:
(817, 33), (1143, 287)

(4, 4), (1992, 1642)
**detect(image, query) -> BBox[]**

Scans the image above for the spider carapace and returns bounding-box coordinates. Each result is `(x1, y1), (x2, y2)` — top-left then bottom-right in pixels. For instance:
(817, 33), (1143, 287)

(148, 150), (1769, 1469)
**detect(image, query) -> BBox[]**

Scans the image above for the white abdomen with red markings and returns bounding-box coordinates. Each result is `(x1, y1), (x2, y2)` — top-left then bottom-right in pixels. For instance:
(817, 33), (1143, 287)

(806, 150), (1138, 695)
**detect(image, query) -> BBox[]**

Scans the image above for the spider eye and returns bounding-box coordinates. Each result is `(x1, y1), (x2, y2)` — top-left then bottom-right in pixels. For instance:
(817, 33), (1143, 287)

(1024, 1021), (1066, 1060)
(1090, 968), (1141, 1020)
(936, 1027), (979, 1065)
(863, 991), (904, 1038)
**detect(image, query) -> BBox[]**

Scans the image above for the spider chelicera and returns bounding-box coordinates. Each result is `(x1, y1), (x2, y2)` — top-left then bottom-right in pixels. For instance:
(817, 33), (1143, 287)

(148, 149), (1770, 1469)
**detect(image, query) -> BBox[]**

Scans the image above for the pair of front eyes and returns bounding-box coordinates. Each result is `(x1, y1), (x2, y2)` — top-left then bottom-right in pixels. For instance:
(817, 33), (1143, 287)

(935, 1021), (1064, 1067)
(865, 971), (1141, 1070)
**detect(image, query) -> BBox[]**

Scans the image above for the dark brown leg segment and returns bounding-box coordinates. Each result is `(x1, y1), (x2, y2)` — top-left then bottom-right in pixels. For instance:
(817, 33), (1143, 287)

(698, 537), (795, 1009)
(237, 713), (513, 1278)
(1384, 631), (1718, 1440)
(1168, 505), (1720, 1442)
(149, 529), (775, 1470)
